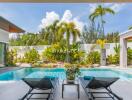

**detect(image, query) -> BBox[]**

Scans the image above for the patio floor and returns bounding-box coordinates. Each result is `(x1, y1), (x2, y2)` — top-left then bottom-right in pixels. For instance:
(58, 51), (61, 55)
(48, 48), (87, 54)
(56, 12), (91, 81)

(0, 80), (132, 100)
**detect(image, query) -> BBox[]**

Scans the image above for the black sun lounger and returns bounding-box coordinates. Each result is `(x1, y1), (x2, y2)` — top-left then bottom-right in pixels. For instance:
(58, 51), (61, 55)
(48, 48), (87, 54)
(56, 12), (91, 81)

(21, 78), (58, 100)
(79, 77), (123, 100)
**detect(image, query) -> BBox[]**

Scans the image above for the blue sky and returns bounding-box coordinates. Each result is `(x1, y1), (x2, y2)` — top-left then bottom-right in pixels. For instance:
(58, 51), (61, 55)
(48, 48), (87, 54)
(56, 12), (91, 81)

(0, 3), (132, 34)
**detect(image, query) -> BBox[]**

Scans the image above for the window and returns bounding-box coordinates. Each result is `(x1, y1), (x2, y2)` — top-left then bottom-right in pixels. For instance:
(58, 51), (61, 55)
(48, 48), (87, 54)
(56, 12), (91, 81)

(0, 42), (6, 65)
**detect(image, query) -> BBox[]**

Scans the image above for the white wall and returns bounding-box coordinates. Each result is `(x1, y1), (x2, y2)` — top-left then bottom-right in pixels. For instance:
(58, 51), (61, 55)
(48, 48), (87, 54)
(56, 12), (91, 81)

(81, 43), (132, 56)
(9, 45), (50, 57)
(9, 43), (132, 57)
(0, 29), (9, 43)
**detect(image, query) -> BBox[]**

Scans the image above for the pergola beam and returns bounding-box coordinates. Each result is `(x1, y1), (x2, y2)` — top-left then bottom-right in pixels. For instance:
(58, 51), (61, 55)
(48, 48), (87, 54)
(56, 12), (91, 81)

(120, 30), (132, 68)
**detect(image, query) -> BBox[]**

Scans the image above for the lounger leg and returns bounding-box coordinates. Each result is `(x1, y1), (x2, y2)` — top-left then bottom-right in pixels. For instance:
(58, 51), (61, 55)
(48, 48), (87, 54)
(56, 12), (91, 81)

(88, 90), (95, 100)
(106, 88), (123, 100)
(47, 90), (53, 100)
(86, 88), (94, 100)
(21, 88), (33, 100)
(107, 87), (116, 100)
(62, 84), (64, 98)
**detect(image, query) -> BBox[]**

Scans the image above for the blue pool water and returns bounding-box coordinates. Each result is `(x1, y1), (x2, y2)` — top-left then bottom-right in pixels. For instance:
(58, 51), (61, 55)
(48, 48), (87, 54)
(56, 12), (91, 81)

(0, 68), (132, 81)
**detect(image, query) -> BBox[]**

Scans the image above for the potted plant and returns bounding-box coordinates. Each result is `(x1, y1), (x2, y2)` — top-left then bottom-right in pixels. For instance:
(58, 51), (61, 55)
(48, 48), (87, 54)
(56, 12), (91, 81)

(65, 63), (80, 84)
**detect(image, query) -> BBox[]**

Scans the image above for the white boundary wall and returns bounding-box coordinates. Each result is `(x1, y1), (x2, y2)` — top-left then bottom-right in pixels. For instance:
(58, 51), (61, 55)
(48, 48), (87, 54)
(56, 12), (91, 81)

(81, 43), (132, 56)
(9, 43), (132, 57)
(9, 45), (50, 57)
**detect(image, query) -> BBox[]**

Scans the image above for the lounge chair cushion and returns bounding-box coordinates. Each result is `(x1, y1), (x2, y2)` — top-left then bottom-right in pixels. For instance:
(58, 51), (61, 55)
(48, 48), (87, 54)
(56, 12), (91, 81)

(23, 78), (53, 89)
(22, 78), (42, 88)
(79, 77), (91, 88)
(44, 76), (56, 80)
(87, 77), (119, 89)
(84, 76), (93, 80)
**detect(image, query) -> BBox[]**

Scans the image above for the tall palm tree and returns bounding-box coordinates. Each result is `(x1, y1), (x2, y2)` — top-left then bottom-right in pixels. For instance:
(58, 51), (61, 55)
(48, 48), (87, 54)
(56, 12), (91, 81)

(60, 22), (80, 62)
(89, 5), (115, 38)
(39, 20), (62, 44)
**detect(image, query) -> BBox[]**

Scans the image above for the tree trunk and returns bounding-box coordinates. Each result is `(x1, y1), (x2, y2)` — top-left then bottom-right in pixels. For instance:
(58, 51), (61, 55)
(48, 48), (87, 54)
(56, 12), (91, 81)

(66, 32), (70, 63)
(66, 50), (70, 63)
(100, 49), (106, 66)
(100, 15), (104, 39)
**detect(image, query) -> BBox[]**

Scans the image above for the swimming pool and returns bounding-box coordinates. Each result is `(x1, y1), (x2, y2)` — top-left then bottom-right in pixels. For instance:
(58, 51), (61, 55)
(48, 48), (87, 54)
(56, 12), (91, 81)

(0, 68), (132, 81)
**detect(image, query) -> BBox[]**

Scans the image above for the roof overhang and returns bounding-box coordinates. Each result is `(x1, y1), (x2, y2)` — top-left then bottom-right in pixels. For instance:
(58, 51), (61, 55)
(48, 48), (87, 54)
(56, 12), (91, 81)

(0, 0), (132, 3)
(0, 16), (25, 33)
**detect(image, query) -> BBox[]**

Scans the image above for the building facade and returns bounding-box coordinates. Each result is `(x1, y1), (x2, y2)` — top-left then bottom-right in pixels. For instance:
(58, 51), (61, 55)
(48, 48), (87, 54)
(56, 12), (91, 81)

(0, 16), (24, 66)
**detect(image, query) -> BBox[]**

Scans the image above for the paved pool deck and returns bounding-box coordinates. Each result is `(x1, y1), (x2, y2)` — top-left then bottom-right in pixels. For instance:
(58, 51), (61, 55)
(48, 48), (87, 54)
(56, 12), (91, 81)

(0, 80), (132, 100)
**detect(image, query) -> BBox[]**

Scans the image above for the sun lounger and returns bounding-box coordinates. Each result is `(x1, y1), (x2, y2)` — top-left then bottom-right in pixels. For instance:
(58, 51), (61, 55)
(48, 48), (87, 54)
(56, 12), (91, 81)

(79, 77), (123, 100)
(21, 77), (58, 100)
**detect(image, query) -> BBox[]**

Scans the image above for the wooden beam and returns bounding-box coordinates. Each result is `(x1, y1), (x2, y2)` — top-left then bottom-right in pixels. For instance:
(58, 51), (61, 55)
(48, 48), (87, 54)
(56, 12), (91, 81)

(126, 36), (132, 40)
(0, 16), (25, 33)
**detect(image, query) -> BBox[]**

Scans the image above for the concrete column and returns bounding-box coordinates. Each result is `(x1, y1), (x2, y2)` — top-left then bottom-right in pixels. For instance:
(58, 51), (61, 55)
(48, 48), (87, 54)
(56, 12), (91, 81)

(120, 37), (127, 68)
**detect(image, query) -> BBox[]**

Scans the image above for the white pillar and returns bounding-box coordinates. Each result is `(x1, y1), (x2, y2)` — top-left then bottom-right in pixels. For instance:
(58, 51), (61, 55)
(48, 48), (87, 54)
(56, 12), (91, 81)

(120, 37), (127, 68)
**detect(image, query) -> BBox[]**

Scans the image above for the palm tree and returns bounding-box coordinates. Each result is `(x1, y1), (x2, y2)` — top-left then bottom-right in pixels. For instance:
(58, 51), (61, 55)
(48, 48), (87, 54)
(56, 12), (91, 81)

(82, 24), (98, 44)
(89, 5), (115, 38)
(39, 20), (62, 44)
(60, 22), (80, 62)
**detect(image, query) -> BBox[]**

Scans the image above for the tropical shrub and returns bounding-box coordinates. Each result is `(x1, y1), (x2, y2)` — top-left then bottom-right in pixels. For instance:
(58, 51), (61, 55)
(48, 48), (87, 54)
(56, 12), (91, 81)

(42, 43), (84, 63)
(17, 56), (25, 63)
(86, 51), (100, 65)
(128, 47), (132, 65)
(70, 51), (84, 63)
(42, 43), (66, 62)
(107, 45), (132, 65)
(107, 54), (119, 65)
(69, 43), (85, 63)
(114, 44), (120, 54)
(6, 49), (17, 66)
(23, 48), (40, 64)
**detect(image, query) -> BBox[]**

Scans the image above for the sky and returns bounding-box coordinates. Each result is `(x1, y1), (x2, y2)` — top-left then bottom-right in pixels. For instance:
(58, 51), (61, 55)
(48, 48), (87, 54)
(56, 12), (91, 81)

(0, 3), (132, 36)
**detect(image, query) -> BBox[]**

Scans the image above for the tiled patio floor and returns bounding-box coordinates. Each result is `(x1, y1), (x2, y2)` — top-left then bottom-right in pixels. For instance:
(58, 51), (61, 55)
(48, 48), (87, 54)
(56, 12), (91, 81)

(0, 80), (132, 100)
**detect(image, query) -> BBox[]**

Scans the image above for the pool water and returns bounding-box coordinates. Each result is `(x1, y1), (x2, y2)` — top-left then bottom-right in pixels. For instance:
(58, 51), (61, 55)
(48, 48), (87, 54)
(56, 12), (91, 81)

(0, 68), (132, 81)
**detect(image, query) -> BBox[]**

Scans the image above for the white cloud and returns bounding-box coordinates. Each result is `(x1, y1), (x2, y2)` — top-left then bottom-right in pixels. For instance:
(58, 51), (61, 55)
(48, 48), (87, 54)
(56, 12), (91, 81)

(39, 11), (60, 29)
(110, 4), (125, 13)
(73, 18), (84, 33)
(89, 4), (97, 13)
(39, 10), (84, 33)
(61, 10), (72, 23)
